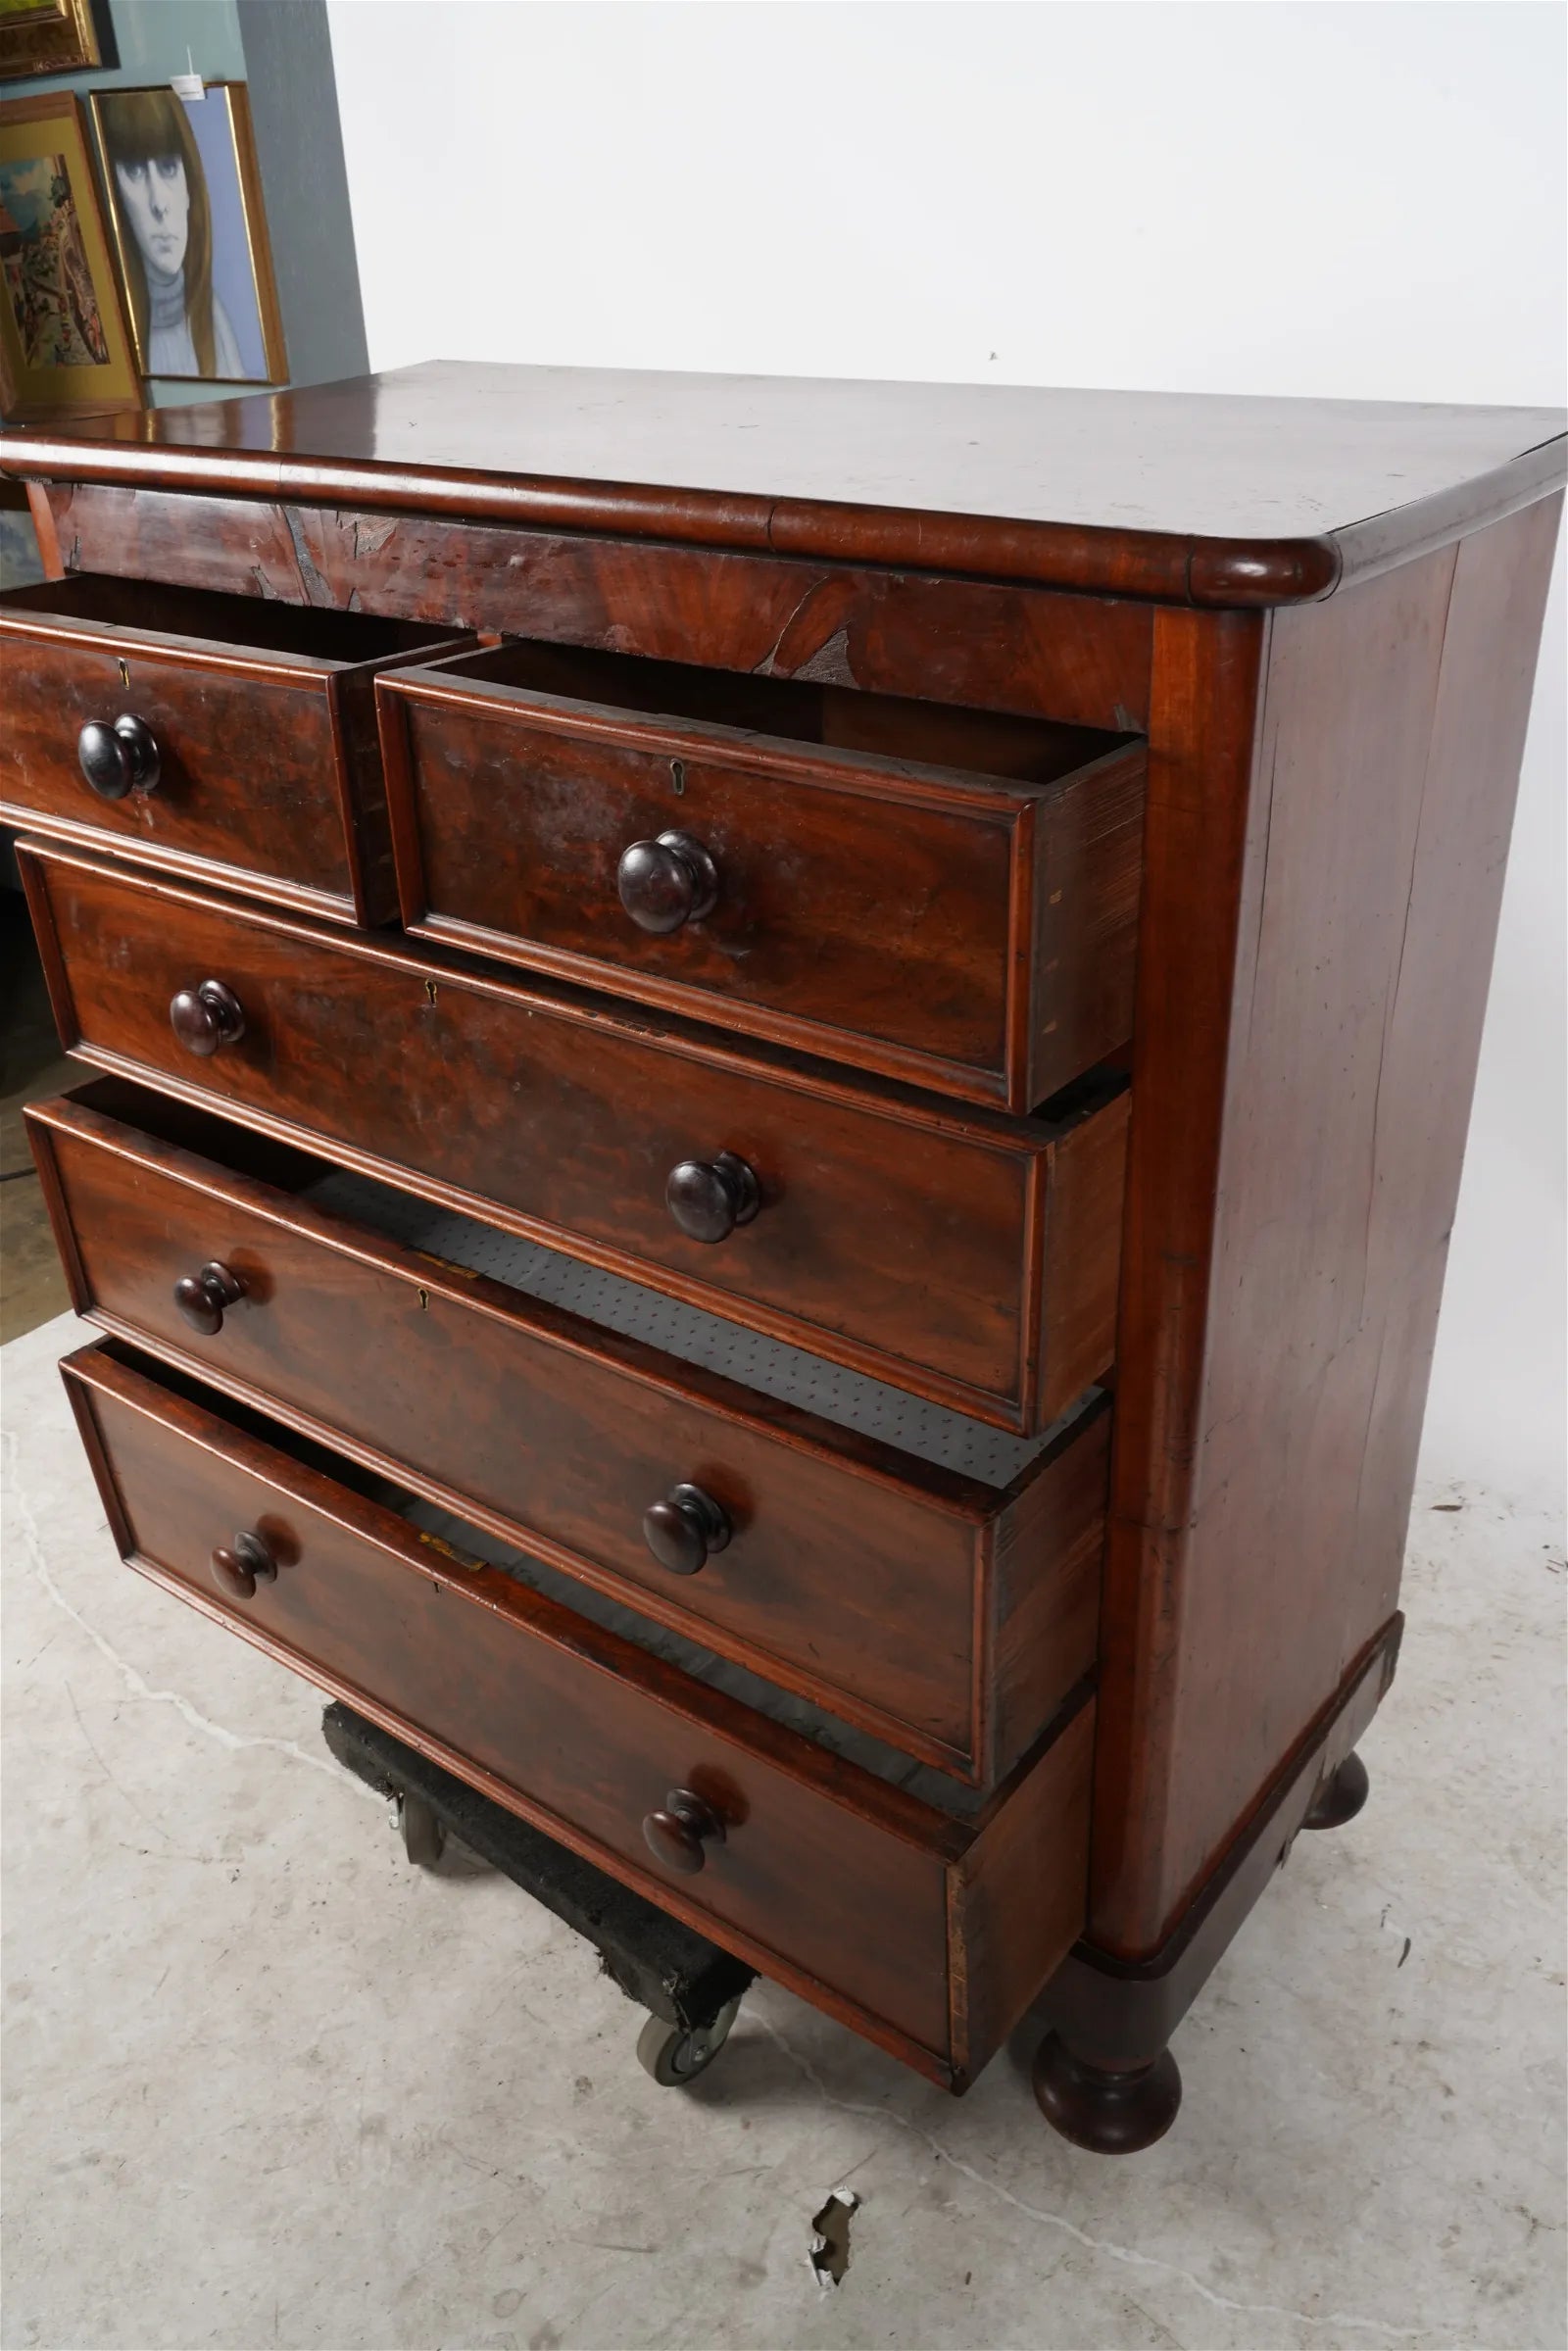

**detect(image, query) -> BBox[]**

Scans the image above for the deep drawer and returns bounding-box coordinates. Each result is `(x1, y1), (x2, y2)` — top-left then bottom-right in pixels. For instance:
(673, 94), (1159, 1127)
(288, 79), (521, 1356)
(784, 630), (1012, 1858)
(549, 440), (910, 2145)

(0, 575), (465, 924)
(29, 1081), (1108, 1784)
(20, 841), (1129, 1435)
(62, 1340), (1095, 2086)
(377, 640), (1146, 1111)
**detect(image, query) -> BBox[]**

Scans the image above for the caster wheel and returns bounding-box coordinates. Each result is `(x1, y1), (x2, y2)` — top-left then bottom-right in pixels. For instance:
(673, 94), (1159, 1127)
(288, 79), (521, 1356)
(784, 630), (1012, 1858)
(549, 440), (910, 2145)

(635, 1995), (742, 2087)
(396, 1788), (446, 1869)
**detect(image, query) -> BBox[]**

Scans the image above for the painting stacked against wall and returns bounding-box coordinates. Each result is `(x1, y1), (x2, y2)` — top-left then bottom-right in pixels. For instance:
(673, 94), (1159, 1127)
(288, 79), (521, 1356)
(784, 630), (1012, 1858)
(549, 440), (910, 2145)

(0, 0), (100, 83)
(1, 65), (285, 423)
(92, 84), (284, 384)
(0, 93), (138, 418)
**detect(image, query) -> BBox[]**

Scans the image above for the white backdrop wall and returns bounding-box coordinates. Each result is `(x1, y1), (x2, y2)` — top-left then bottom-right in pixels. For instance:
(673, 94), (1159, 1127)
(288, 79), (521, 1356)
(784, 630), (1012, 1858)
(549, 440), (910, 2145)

(326, 0), (1566, 1502)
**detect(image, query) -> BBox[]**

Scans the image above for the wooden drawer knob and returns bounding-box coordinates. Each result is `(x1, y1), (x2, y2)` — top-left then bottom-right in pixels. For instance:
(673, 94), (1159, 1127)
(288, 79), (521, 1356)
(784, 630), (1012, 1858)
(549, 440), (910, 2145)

(617, 830), (719, 934)
(210, 1530), (277, 1601)
(172, 1260), (246, 1336)
(77, 713), (160, 802)
(642, 1788), (726, 1875)
(665, 1151), (760, 1244)
(170, 979), (246, 1056)
(643, 1483), (731, 1576)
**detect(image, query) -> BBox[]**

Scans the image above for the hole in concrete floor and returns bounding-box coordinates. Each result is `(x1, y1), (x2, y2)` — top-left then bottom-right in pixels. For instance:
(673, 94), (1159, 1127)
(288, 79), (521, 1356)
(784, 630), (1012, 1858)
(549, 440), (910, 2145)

(808, 2188), (858, 2289)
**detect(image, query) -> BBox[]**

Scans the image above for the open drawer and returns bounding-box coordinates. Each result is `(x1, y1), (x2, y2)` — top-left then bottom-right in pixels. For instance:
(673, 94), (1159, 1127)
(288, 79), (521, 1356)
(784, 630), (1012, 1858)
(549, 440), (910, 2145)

(62, 1338), (1095, 2089)
(20, 840), (1129, 1435)
(377, 639), (1146, 1110)
(30, 1079), (1107, 1787)
(0, 574), (467, 924)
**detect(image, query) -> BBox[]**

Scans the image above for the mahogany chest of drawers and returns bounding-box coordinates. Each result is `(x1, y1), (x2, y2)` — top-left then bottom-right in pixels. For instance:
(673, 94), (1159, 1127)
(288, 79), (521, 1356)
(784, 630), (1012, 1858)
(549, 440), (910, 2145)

(4, 367), (1561, 2151)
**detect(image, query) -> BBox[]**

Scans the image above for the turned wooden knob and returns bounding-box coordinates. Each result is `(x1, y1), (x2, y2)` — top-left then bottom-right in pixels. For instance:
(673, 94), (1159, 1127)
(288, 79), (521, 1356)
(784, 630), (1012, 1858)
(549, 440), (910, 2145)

(643, 1483), (731, 1576)
(616, 831), (719, 934)
(170, 979), (245, 1056)
(172, 1260), (246, 1336)
(210, 1530), (277, 1601)
(665, 1151), (760, 1244)
(642, 1788), (726, 1875)
(77, 713), (160, 802)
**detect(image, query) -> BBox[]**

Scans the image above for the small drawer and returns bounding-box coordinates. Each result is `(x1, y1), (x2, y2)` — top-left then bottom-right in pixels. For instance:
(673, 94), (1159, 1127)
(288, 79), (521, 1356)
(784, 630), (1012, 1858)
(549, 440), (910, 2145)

(21, 842), (1129, 1436)
(30, 1080), (1109, 1785)
(377, 641), (1146, 1111)
(62, 1339), (1095, 2086)
(0, 575), (466, 924)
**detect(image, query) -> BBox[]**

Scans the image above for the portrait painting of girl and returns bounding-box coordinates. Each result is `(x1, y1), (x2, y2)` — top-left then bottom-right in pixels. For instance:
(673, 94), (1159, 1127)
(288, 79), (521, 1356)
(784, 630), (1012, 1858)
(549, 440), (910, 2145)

(92, 82), (285, 384)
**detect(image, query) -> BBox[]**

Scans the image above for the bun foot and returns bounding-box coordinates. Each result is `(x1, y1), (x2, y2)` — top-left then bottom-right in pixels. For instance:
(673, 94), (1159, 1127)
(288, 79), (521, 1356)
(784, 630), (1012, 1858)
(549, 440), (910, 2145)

(1302, 1748), (1370, 1832)
(1031, 2033), (1182, 2155)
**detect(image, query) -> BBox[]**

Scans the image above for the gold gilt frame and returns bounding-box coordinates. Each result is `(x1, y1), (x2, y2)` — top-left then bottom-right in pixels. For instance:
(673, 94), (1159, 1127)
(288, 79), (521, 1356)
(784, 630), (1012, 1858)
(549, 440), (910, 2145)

(0, 0), (101, 83)
(90, 80), (287, 384)
(0, 89), (142, 419)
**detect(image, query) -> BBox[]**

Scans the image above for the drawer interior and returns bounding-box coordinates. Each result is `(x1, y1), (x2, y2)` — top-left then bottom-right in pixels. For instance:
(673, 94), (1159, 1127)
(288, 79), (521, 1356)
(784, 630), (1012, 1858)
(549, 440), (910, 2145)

(428, 636), (1134, 786)
(1, 573), (456, 667)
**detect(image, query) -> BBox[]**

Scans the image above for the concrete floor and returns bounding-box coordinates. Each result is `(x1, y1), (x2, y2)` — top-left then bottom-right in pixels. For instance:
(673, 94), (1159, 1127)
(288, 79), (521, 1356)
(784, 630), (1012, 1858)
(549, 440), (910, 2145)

(2, 1309), (1564, 2351)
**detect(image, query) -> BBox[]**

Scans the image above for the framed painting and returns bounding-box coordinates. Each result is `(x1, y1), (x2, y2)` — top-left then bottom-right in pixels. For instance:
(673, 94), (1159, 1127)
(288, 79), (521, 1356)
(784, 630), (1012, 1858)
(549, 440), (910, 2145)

(91, 81), (286, 384)
(0, 0), (102, 83)
(0, 92), (141, 420)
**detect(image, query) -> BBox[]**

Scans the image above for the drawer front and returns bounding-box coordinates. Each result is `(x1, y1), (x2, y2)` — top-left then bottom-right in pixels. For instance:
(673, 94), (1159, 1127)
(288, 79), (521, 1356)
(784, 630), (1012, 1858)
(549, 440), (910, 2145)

(23, 843), (1128, 1433)
(30, 1087), (1109, 1781)
(63, 1341), (968, 2064)
(379, 653), (1146, 1110)
(0, 577), (461, 923)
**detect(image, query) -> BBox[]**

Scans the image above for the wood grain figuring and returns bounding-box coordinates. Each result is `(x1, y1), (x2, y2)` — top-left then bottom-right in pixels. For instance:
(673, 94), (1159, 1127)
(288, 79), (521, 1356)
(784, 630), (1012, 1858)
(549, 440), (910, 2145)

(18, 842), (1127, 1434)
(1092, 496), (1563, 1955)
(5, 363), (1563, 601)
(63, 1338), (1095, 2082)
(378, 640), (1146, 1109)
(32, 484), (1155, 732)
(0, 574), (464, 924)
(28, 1083), (1110, 1782)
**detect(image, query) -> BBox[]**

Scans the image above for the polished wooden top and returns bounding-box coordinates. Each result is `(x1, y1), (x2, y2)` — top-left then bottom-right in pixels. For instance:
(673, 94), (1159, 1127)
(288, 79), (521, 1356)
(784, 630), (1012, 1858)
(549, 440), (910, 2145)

(4, 363), (1562, 606)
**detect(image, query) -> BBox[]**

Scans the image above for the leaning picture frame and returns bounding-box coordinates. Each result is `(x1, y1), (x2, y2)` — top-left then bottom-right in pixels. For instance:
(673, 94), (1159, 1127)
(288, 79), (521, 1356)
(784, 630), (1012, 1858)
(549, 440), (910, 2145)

(90, 80), (286, 385)
(0, 90), (141, 419)
(0, 0), (102, 84)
